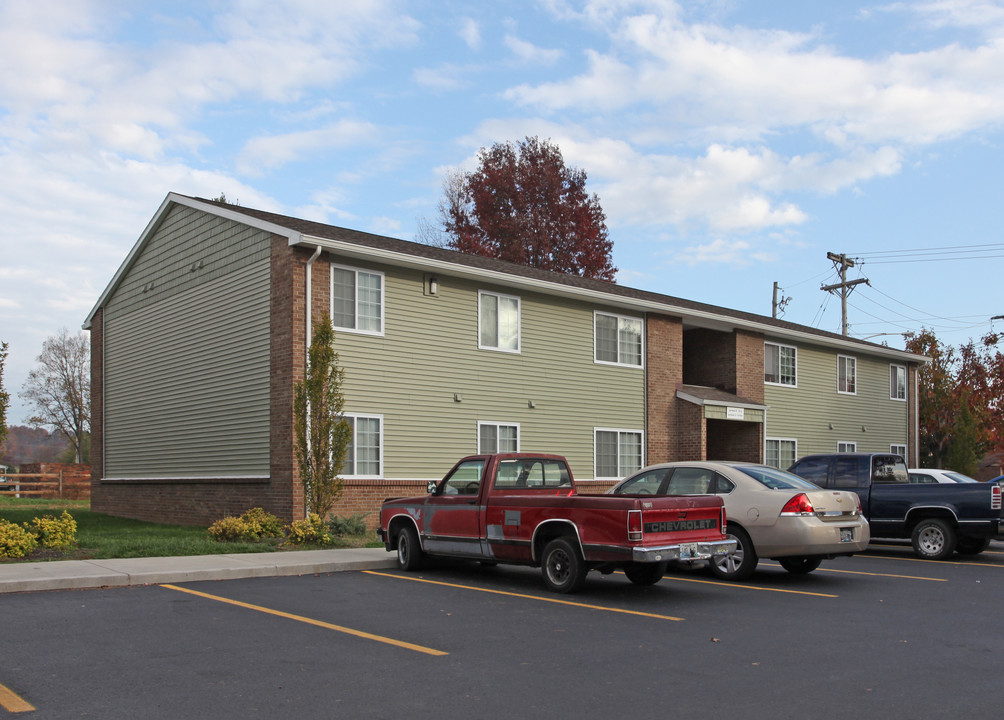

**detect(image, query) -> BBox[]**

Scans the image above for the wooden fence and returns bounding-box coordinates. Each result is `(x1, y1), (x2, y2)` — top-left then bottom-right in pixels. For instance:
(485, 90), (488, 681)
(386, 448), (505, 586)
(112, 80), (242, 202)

(0, 472), (90, 499)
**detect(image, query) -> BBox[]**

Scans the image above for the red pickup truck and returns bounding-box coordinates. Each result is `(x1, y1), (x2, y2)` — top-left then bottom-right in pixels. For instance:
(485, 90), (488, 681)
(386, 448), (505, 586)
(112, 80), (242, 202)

(378, 453), (735, 593)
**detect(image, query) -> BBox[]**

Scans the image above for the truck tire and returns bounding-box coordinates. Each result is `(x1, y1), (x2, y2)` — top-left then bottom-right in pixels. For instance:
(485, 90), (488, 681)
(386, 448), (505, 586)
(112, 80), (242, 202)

(778, 556), (823, 575)
(956, 536), (991, 555)
(708, 524), (758, 581)
(911, 518), (956, 560)
(623, 562), (666, 586)
(541, 537), (588, 593)
(396, 524), (424, 571)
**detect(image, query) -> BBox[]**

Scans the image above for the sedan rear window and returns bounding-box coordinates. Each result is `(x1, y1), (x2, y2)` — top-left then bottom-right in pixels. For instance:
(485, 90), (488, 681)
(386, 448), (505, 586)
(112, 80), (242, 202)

(737, 465), (821, 490)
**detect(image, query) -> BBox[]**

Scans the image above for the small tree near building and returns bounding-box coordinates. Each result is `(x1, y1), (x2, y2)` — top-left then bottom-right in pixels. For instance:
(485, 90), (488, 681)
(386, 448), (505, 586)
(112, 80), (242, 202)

(19, 329), (90, 463)
(293, 315), (352, 519)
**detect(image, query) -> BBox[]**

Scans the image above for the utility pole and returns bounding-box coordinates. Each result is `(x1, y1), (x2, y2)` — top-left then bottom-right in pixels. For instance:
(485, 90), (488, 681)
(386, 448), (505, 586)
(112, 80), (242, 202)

(821, 252), (869, 335)
(772, 281), (790, 319)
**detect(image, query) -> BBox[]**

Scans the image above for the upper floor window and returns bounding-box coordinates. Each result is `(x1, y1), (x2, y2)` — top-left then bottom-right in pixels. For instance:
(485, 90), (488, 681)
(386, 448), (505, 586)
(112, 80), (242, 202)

(331, 265), (384, 335)
(595, 312), (643, 367)
(890, 365), (906, 401)
(478, 422), (520, 454)
(765, 343), (797, 386)
(343, 414), (383, 477)
(479, 291), (520, 352)
(837, 355), (857, 394)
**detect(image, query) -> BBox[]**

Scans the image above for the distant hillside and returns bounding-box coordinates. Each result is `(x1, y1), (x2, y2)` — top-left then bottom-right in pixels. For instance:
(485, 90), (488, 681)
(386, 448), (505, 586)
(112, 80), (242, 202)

(0, 426), (70, 467)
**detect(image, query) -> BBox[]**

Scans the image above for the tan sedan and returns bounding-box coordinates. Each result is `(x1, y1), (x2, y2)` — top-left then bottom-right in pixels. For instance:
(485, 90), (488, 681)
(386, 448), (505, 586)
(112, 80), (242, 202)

(608, 461), (870, 580)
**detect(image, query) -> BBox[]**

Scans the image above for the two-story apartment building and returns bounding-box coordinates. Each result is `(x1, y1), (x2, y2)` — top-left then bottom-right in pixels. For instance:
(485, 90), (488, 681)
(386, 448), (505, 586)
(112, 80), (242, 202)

(84, 193), (923, 525)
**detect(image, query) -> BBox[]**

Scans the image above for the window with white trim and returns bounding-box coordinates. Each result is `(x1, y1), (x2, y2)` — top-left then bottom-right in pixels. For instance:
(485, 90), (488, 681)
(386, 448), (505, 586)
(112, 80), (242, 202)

(479, 291), (520, 352)
(478, 422), (520, 454)
(343, 414), (383, 477)
(764, 343), (797, 386)
(594, 312), (643, 367)
(890, 365), (906, 400)
(837, 355), (857, 394)
(837, 441), (857, 453)
(766, 438), (797, 470)
(890, 443), (907, 458)
(594, 428), (643, 479)
(331, 265), (384, 335)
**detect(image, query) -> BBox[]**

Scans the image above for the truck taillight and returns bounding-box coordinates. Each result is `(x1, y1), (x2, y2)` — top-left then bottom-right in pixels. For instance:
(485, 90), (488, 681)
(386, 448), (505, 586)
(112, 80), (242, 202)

(780, 493), (815, 516)
(721, 507), (727, 535)
(993, 484), (1001, 511)
(628, 510), (643, 541)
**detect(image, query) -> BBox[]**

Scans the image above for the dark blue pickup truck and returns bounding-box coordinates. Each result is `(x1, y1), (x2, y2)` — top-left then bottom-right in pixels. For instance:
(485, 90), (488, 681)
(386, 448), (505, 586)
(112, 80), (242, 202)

(789, 453), (1003, 560)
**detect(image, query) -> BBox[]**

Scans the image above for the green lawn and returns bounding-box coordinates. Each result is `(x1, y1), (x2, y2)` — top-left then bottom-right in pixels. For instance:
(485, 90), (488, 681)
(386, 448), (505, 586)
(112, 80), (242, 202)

(0, 497), (381, 562)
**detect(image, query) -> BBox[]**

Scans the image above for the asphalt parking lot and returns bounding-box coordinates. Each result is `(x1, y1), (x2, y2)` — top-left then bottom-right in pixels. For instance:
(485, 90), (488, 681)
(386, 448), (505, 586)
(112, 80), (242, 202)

(2, 540), (1002, 720)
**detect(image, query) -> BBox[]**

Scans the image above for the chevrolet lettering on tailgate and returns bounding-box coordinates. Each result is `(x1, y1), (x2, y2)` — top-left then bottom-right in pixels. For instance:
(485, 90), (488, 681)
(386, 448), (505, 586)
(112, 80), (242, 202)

(378, 453), (736, 594)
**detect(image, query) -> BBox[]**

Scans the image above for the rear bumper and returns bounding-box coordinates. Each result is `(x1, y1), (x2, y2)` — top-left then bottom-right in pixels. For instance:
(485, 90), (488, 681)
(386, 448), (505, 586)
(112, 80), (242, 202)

(632, 539), (736, 563)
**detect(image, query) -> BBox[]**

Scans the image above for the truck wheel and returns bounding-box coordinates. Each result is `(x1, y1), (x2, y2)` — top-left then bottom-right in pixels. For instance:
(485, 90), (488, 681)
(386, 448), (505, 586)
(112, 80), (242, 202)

(956, 536), (991, 555)
(396, 524), (424, 571)
(708, 524), (758, 581)
(911, 518), (956, 560)
(624, 562), (666, 586)
(541, 537), (588, 593)
(778, 556), (822, 575)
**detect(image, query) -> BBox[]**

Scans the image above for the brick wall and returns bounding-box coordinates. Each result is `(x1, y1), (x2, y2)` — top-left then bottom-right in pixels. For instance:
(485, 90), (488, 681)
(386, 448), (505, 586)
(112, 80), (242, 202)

(646, 314), (683, 463)
(676, 401), (706, 460)
(735, 330), (765, 404)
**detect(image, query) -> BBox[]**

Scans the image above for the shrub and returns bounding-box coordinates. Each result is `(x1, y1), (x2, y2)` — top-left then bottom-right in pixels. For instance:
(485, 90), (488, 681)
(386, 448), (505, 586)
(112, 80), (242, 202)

(208, 507), (285, 543)
(327, 513), (370, 536)
(29, 511), (77, 549)
(285, 513), (333, 546)
(0, 519), (38, 559)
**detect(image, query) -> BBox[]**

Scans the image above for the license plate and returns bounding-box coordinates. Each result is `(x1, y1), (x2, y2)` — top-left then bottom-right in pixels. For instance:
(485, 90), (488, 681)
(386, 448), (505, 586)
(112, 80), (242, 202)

(679, 543), (698, 559)
(840, 528), (854, 543)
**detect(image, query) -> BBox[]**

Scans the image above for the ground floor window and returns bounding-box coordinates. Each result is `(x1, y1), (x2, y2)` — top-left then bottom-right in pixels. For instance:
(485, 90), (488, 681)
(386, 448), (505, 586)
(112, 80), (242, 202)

(478, 422), (520, 454)
(594, 428), (643, 479)
(837, 441), (857, 453)
(766, 438), (797, 470)
(344, 414), (382, 477)
(890, 443), (907, 458)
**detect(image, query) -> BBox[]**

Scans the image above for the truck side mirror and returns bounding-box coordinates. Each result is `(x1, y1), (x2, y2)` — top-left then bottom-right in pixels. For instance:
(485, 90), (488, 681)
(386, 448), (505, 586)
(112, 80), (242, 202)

(427, 480), (439, 494)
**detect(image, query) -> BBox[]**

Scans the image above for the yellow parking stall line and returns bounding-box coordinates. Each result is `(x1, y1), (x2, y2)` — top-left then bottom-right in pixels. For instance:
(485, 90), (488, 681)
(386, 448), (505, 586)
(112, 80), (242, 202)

(864, 554), (1004, 569)
(661, 575), (838, 597)
(161, 584), (448, 656)
(0, 683), (35, 713)
(758, 562), (947, 582)
(364, 571), (685, 621)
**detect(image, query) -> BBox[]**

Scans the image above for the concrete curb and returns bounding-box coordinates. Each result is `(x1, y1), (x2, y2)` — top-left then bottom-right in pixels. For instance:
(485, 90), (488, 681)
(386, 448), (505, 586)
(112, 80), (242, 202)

(0, 548), (397, 594)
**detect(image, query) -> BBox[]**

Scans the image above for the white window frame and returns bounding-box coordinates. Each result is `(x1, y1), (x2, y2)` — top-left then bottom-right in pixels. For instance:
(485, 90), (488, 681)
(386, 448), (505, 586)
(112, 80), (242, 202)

(837, 441), (857, 453)
(594, 427), (645, 480)
(837, 355), (857, 395)
(890, 364), (907, 401)
(477, 421), (520, 454)
(330, 264), (385, 336)
(764, 342), (797, 387)
(890, 443), (907, 458)
(343, 413), (384, 478)
(765, 437), (798, 470)
(478, 290), (521, 353)
(594, 311), (644, 368)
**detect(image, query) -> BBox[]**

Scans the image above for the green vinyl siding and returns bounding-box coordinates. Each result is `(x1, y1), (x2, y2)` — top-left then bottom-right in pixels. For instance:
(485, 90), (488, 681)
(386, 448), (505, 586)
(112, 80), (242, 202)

(329, 260), (645, 480)
(764, 340), (909, 458)
(103, 206), (271, 477)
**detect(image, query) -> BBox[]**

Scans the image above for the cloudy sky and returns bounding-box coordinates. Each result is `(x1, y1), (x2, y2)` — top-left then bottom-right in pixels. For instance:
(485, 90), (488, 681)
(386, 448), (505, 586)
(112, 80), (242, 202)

(2, 0), (1004, 423)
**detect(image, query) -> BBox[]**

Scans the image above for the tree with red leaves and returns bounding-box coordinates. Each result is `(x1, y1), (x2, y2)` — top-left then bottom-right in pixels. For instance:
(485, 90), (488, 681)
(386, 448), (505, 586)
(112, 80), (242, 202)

(439, 136), (616, 281)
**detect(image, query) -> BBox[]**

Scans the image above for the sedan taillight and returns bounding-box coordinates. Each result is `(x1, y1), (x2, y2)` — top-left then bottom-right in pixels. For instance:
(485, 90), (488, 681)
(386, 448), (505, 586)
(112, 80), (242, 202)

(780, 493), (815, 516)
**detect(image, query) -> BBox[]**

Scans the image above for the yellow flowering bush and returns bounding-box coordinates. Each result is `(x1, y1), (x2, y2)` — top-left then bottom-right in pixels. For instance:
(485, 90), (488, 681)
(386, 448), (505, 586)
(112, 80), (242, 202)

(207, 507), (285, 543)
(285, 513), (333, 546)
(0, 519), (38, 559)
(29, 511), (78, 549)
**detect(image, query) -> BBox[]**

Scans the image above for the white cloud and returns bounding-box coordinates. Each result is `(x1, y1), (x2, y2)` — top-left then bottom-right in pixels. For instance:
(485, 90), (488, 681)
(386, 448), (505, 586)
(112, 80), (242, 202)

(236, 120), (382, 174)
(459, 17), (481, 49)
(504, 35), (564, 64)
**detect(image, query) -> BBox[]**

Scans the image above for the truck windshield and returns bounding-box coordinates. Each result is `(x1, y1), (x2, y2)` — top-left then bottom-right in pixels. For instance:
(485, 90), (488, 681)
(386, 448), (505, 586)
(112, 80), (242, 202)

(873, 455), (909, 483)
